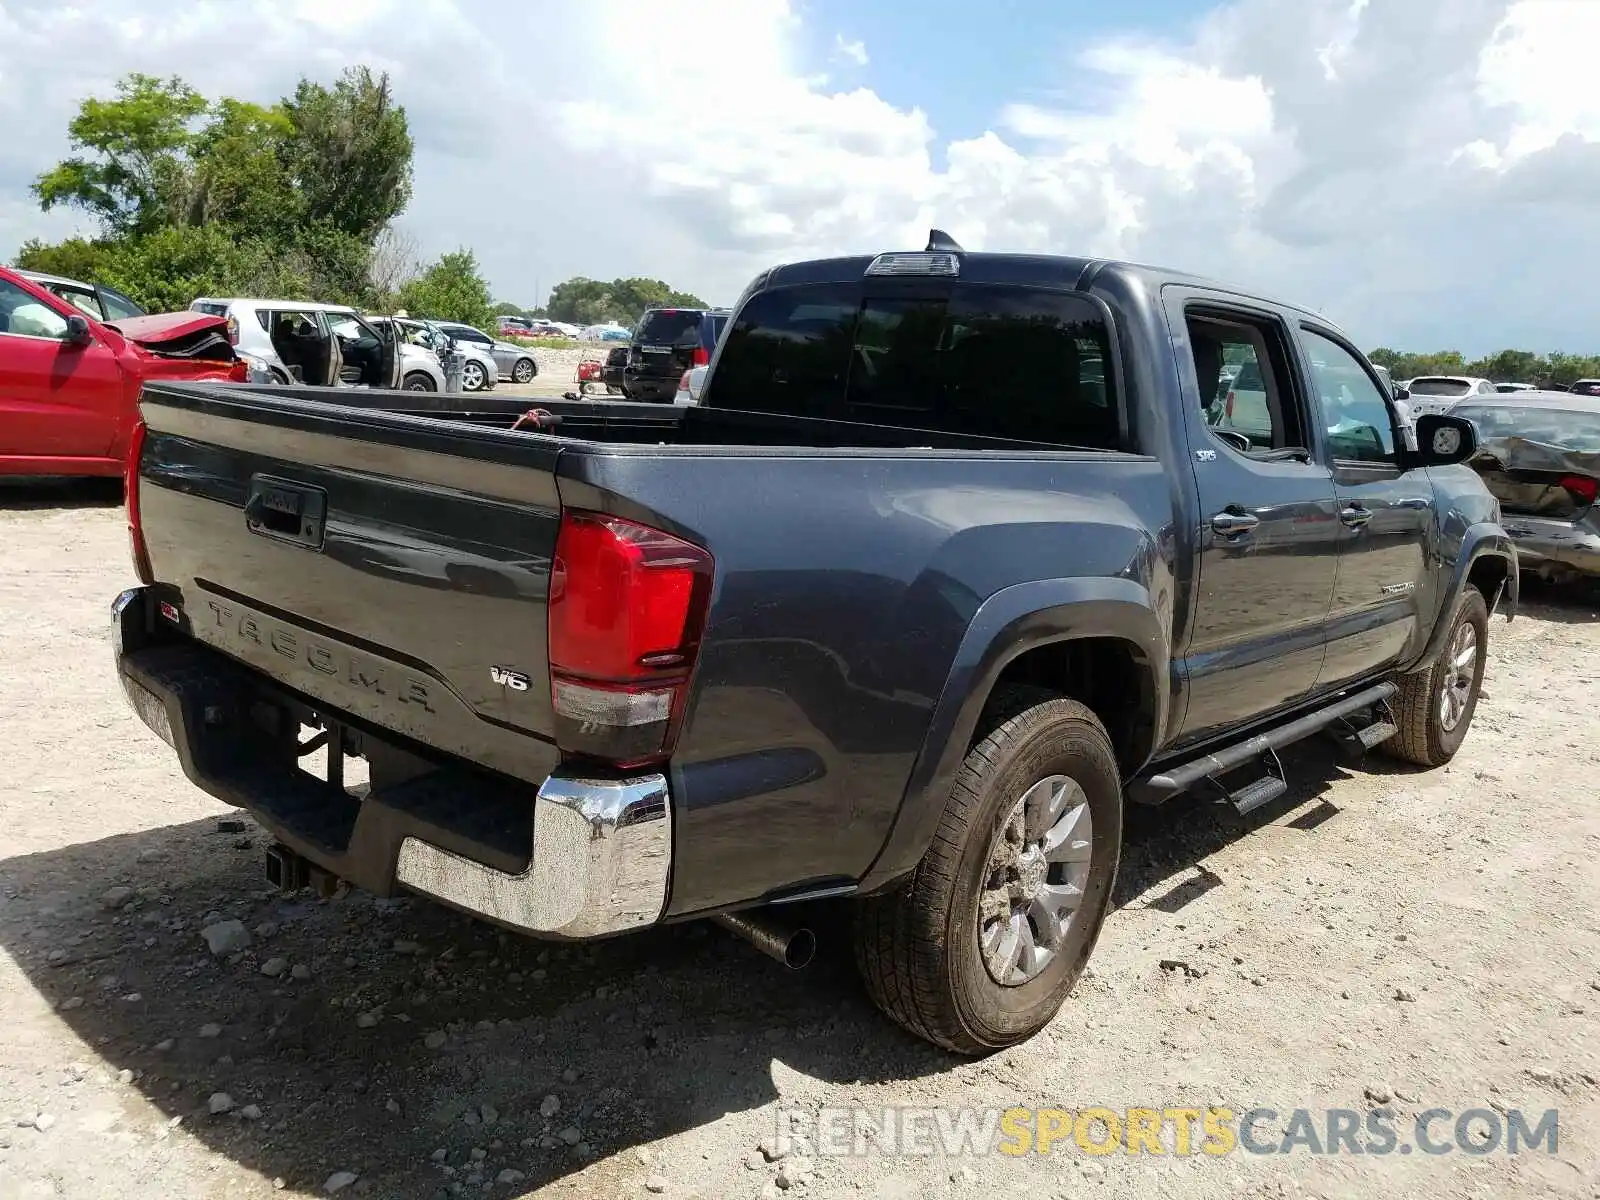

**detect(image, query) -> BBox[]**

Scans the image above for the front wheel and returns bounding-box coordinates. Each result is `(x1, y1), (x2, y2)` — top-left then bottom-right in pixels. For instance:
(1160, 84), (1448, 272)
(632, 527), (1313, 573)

(1384, 587), (1489, 767)
(461, 360), (487, 391)
(854, 688), (1123, 1055)
(512, 358), (536, 383)
(403, 372), (436, 392)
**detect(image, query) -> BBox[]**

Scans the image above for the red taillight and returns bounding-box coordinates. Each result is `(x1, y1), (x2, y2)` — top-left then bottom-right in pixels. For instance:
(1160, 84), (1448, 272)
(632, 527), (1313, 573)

(691, 345), (710, 367)
(125, 420), (154, 584)
(547, 511), (713, 765)
(225, 314), (239, 346)
(1559, 474), (1598, 506)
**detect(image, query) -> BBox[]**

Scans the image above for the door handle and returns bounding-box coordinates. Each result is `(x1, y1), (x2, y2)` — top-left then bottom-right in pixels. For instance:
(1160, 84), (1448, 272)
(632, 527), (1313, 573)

(1210, 509), (1260, 537)
(1340, 504), (1373, 528)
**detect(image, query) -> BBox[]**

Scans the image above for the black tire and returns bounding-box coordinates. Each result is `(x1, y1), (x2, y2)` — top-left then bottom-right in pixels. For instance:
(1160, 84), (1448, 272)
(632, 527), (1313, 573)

(403, 372), (436, 392)
(1384, 588), (1490, 767)
(853, 688), (1123, 1055)
(512, 358), (537, 383)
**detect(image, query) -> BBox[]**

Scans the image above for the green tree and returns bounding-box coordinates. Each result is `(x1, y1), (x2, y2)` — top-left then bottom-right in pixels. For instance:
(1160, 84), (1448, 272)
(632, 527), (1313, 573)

(281, 67), (413, 242)
(14, 237), (113, 282)
(546, 276), (707, 326)
(32, 74), (207, 236)
(398, 249), (495, 328)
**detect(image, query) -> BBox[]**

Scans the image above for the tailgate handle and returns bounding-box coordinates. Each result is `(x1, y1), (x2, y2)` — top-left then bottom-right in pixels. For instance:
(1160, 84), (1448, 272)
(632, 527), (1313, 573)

(245, 476), (327, 550)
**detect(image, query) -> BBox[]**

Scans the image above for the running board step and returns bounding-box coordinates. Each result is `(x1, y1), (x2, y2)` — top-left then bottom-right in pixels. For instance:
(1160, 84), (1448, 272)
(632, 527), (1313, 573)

(1207, 746), (1287, 817)
(1130, 680), (1399, 805)
(1329, 711), (1399, 756)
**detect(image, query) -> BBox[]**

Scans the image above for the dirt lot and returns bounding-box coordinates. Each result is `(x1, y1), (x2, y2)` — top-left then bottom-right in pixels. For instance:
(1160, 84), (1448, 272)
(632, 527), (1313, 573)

(2, 485), (1598, 1200)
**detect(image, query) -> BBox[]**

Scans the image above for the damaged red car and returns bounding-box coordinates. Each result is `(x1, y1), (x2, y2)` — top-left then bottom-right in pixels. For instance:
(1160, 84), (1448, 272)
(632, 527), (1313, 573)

(1, 266), (247, 478)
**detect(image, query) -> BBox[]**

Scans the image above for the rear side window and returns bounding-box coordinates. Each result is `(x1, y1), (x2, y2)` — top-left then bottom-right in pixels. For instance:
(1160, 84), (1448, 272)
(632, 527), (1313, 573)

(192, 301), (228, 317)
(636, 309), (705, 347)
(705, 283), (1119, 448)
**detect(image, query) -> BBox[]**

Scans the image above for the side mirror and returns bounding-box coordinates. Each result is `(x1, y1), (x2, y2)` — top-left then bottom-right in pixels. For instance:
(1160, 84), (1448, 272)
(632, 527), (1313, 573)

(64, 314), (93, 346)
(1410, 414), (1477, 467)
(1393, 385), (1411, 402)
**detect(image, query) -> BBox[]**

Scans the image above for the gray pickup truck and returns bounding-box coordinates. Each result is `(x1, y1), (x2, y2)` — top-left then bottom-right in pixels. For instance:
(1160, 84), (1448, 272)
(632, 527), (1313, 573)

(112, 235), (1516, 1054)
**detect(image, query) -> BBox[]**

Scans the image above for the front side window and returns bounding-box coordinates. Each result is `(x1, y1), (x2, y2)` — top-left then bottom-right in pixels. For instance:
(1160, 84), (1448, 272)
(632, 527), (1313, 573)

(1300, 329), (1396, 464)
(706, 283), (1118, 448)
(50, 285), (101, 319)
(99, 288), (144, 321)
(0, 279), (71, 339)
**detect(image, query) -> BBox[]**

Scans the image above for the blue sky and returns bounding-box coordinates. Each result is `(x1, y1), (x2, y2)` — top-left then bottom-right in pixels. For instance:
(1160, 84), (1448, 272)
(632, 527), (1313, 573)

(802, 0), (1210, 148)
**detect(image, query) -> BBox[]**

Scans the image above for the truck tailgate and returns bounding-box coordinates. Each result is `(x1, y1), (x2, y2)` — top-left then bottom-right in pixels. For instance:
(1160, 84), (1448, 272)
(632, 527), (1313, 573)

(134, 382), (564, 784)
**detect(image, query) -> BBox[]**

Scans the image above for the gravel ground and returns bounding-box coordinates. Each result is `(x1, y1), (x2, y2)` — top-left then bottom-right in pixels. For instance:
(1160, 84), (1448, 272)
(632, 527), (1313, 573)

(1, 486), (1599, 1200)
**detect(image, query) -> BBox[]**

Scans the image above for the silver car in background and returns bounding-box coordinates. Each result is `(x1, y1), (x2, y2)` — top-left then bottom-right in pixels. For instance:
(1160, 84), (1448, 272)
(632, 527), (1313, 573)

(1402, 374), (1497, 417)
(1455, 392), (1600, 584)
(433, 321), (539, 384)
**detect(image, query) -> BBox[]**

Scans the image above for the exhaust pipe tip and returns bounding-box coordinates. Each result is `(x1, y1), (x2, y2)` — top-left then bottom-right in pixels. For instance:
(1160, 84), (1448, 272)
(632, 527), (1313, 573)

(712, 911), (815, 970)
(783, 926), (817, 970)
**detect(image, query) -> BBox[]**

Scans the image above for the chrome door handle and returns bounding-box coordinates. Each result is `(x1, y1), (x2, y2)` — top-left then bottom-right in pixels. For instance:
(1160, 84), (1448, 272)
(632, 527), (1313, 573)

(1211, 510), (1260, 536)
(1340, 504), (1373, 528)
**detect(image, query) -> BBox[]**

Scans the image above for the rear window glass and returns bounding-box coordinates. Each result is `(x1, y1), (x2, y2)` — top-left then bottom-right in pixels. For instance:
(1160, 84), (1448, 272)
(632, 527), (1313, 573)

(1408, 377), (1472, 396)
(636, 309), (705, 346)
(1454, 405), (1600, 450)
(192, 302), (227, 317)
(705, 283), (1119, 448)
(1566, 380), (1600, 396)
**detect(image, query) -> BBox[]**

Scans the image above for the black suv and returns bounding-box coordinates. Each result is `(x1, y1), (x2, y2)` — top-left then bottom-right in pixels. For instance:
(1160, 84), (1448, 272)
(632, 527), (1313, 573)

(623, 306), (729, 401)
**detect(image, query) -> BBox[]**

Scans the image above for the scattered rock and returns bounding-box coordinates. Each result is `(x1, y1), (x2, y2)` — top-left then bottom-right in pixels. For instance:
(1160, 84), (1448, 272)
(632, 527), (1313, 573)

(323, 1170), (359, 1193)
(154, 1039), (174, 1052)
(60, 996), (84, 1011)
(775, 1158), (813, 1190)
(255, 922), (279, 939)
(645, 1175), (668, 1193)
(198, 1023), (222, 1039)
(200, 919), (250, 957)
(32, 1114), (56, 1133)
(430, 1148), (448, 1163)
(46, 949), (75, 967)
(560, 1068), (578, 1084)
(100, 886), (135, 911)
(424, 1030), (447, 1050)
(496, 1170), (525, 1185)
(356, 1012), (380, 1029)
(558, 1126), (582, 1146)
(208, 1093), (236, 1115)
(469, 1149), (487, 1162)
(240, 1104), (263, 1121)
(1393, 988), (1418, 1003)
(393, 940), (422, 956)
(479, 1103), (498, 1126)
(117, 1069), (134, 1085)
(539, 1094), (560, 1119)
(232, 836), (253, 849)
(216, 816), (249, 833)
(260, 957), (288, 978)
(291, 963), (312, 981)
(1363, 1083), (1394, 1105)
(757, 1137), (788, 1163)
(385, 1099), (401, 1115)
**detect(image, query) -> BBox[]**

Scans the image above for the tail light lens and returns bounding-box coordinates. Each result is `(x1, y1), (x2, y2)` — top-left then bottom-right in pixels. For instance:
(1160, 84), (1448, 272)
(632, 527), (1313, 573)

(691, 345), (710, 367)
(547, 511), (713, 766)
(125, 420), (154, 584)
(225, 314), (239, 346)
(1559, 474), (1598, 507)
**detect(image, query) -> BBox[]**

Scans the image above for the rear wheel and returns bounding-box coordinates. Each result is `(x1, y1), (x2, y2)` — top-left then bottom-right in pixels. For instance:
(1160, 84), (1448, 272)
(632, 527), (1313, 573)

(403, 372), (436, 392)
(1384, 588), (1489, 767)
(512, 358), (536, 383)
(853, 688), (1123, 1055)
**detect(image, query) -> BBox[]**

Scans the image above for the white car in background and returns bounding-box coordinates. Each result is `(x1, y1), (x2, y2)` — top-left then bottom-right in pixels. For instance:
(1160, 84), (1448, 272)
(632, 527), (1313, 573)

(191, 297), (426, 389)
(1401, 375), (1497, 417)
(673, 364), (708, 406)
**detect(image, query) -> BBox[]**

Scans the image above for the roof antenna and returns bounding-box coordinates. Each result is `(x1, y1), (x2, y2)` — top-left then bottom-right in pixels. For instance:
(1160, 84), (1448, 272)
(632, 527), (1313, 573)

(925, 228), (963, 253)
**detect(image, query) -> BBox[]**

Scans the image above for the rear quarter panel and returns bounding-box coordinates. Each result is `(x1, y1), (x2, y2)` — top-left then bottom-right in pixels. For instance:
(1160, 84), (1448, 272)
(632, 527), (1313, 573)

(556, 449), (1178, 915)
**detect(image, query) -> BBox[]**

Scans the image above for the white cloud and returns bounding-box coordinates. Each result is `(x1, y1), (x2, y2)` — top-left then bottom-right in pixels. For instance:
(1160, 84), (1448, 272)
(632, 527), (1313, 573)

(833, 35), (869, 67)
(2, 0), (1600, 351)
